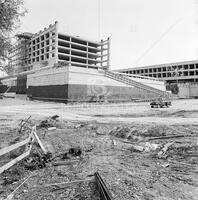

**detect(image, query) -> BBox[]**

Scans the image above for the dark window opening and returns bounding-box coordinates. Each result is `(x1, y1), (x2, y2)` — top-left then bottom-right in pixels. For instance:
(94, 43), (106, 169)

(45, 53), (49, 59)
(184, 65), (188, 70)
(184, 71), (188, 76)
(163, 67), (166, 72)
(190, 71), (194, 76)
(46, 33), (50, 38)
(190, 64), (195, 69)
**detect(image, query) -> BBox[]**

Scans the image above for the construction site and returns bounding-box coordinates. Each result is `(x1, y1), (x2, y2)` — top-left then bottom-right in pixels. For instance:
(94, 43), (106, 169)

(0, 16), (198, 200)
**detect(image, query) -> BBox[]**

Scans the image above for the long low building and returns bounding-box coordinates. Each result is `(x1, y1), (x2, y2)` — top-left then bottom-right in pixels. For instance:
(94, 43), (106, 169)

(116, 60), (198, 98)
(116, 60), (198, 84)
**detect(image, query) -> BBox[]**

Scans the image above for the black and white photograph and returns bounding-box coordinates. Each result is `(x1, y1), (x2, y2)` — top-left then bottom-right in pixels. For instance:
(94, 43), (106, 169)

(0, 0), (198, 199)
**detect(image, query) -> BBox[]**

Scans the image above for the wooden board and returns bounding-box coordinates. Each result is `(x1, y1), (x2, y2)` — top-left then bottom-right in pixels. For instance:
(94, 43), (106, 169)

(0, 150), (30, 174)
(33, 127), (47, 154)
(0, 138), (30, 157)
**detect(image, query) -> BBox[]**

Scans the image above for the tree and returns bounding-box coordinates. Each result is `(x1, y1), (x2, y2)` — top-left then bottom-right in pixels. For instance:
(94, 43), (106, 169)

(0, 0), (26, 73)
(166, 83), (179, 95)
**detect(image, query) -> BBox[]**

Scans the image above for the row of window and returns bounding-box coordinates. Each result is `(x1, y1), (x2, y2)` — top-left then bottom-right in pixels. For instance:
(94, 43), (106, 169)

(28, 53), (55, 64)
(30, 32), (56, 46)
(124, 64), (198, 74)
(29, 39), (55, 51)
(139, 71), (198, 78)
(28, 46), (55, 57)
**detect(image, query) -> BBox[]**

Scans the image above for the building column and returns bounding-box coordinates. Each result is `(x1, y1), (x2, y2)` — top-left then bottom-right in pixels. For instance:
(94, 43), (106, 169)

(54, 21), (59, 64)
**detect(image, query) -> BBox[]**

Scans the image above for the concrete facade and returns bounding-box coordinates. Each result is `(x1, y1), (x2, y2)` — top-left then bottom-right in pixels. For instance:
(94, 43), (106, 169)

(25, 66), (165, 102)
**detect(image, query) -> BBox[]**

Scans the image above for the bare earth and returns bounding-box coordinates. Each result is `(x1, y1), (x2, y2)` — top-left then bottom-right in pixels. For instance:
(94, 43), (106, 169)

(0, 98), (198, 200)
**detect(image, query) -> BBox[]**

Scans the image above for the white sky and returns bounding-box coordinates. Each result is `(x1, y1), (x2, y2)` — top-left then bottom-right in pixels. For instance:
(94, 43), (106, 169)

(17, 0), (198, 70)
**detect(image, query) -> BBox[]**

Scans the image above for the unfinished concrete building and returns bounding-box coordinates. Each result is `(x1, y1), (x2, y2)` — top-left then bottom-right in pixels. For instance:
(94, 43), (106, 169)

(8, 21), (110, 74)
(9, 33), (33, 75)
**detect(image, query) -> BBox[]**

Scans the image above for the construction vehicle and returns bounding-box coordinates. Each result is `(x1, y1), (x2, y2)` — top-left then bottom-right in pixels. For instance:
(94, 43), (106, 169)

(150, 97), (171, 108)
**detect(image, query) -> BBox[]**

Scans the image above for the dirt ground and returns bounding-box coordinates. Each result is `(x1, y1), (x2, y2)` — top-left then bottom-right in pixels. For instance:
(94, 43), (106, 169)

(0, 98), (198, 200)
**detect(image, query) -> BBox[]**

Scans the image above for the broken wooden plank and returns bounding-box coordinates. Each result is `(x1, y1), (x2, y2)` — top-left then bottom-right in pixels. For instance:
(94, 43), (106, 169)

(158, 142), (175, 158)
(94, 172), (114, 200)
(33, 126), (47, 154)
(148, 134), (198, 140)
(0, 149), (31, 174)
(5, 173), (33, 200)
(52, 160), (79, 166)
(0, 138), (30, 157)
(47, 127), (56, 131)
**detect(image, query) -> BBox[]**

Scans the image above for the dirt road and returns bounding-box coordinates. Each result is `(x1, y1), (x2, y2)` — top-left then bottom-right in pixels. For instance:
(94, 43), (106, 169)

(1, 98), (198, 124)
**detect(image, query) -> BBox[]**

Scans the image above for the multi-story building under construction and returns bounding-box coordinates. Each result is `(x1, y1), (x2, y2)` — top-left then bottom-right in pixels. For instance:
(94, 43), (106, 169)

(8, 21), (110, 75)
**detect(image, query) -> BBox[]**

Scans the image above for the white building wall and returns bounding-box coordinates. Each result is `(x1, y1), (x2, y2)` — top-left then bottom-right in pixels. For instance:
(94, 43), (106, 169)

(189, 83), (198, 97)
(27, 67), (68, 86)
(178, 84), (190, 98)
(68, 66), (134, 88)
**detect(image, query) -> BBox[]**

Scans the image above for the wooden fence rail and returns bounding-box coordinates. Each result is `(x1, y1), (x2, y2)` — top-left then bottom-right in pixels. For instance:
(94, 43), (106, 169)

(0, 126), (36, 175)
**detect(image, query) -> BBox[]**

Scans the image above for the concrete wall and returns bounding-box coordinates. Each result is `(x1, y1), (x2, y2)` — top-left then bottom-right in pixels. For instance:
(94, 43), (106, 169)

(67, 66), (135, 102)
(27, 67), (69, 100)
(178, 84), (190, 98)
(178, 83), (198, 98)
(189, 83), (198, 97)
(0, 77), (17, 93)
(1, 65), (168, 102)
(67, 66), (164, 102)
(27, 67), (69, 86)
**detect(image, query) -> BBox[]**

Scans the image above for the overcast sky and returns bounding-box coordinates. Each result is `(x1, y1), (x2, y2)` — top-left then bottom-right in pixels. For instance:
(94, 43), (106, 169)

(18, 0), (198, 70)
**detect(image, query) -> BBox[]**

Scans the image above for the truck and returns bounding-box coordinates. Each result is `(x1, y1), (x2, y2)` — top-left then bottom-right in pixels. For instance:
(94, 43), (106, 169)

(150, 97), (171, 108)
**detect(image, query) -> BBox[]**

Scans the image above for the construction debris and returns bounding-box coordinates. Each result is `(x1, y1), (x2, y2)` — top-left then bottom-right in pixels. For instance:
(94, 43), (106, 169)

(1, 113), (198, 200)
(157, 142), (175, 159)
(68, 147), (82, 157)
(18, 116), (32, 134)
(94, 172), (113, 200)
(38, 115), (59, 129)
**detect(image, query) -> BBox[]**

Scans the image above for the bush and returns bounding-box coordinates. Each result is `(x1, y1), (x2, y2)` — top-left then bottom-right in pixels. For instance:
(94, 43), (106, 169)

(166, 84), (179, 94)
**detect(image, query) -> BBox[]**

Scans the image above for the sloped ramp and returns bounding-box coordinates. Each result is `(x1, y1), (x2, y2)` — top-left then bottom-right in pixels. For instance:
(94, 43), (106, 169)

(102, 70), (169, 98)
